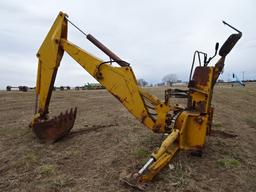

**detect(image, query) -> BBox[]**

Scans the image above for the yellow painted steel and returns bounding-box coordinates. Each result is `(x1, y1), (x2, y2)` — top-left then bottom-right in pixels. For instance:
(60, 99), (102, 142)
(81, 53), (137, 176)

(141, 145), (179, 181)
(35, 12), (67, 116)
(31, 11), (241, 185)
(32, 11), (170, 134)
(174, 66), (214, 150)
(151, 129), (179, 160)
(174, 111), (208, 150)
(138, 129), (179, 182)
(60, 39), (170, 132)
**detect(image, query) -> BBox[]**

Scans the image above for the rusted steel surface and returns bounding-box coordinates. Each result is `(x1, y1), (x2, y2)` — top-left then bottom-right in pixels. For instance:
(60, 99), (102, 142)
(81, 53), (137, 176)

(165, 89), (188, 100)
(87, 34), (129, 67)
(197, 101), (206, 114)
(192, 67), (210, 87)
(152, 124), (161, 133)
(207, 107), (214, 135)
(32, 108), (77, 143)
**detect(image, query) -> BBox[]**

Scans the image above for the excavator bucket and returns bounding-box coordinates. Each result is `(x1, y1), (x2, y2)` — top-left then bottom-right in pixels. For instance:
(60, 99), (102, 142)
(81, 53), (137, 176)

(32, 108), (77, 143)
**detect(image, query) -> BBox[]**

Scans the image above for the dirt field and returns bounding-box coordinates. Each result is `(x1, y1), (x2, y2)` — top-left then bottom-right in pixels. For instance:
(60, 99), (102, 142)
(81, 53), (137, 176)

(0, 83), (255, 192)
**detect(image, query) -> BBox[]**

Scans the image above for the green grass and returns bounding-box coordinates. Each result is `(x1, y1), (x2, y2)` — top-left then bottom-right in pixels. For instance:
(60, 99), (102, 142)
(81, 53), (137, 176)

(49, 175), (74, 190)
(134, 148), (151, 166)
(217, 157), (241, 169)
(23, 153), (39, 169)
(24, 153), (38, 163)
(213, 121), (223, 128)
(39, 164), (56, 175)
(135, 148), (150, 159)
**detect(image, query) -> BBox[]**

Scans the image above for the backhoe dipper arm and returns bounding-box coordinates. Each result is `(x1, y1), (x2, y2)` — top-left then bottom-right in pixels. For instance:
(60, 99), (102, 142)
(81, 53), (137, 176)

(32, 12), (170, 138)
(35, 12), (67, 117)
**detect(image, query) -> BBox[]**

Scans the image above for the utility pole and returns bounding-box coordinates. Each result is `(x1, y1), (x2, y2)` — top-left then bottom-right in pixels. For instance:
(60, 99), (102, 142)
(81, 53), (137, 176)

(242, 71), (245, 82)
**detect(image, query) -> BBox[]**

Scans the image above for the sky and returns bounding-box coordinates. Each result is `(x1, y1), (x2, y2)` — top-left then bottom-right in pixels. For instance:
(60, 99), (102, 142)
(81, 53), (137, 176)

(0, 0), (255, 89)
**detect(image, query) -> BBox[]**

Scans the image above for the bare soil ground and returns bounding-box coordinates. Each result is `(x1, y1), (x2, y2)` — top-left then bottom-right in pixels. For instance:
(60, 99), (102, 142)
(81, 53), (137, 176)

(0, 83), (255, 192)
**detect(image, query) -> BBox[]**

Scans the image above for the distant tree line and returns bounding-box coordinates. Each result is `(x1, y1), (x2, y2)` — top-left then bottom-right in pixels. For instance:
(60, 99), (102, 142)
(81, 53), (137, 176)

(138, 73), (183, 87)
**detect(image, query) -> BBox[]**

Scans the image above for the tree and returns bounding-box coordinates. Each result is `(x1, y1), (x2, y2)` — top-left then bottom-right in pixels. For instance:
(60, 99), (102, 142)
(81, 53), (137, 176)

(162, 74), (177, 86)
(137, 78), (148, 87)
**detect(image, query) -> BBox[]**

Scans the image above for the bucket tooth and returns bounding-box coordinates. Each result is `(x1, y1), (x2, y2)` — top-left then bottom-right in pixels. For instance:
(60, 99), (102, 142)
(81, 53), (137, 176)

(32, 108), (77, 143)
(69, 108), (73, 119)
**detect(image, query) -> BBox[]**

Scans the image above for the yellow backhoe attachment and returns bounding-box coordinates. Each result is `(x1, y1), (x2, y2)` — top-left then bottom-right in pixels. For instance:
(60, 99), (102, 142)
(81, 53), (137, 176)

(31, 11), (242, 189)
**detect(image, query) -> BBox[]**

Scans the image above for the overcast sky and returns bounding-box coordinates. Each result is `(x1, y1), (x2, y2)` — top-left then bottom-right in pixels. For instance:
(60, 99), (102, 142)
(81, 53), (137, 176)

(0, 0), (255, 89)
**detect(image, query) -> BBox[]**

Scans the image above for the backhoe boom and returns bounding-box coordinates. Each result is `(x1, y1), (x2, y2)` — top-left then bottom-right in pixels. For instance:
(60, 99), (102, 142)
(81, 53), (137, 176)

(60, 38), (170, 132)
(31, 12), (171, 143)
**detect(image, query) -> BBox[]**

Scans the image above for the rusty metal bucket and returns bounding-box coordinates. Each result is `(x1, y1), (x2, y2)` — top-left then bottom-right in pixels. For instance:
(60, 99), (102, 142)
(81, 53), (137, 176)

(32, 108), (77, 143)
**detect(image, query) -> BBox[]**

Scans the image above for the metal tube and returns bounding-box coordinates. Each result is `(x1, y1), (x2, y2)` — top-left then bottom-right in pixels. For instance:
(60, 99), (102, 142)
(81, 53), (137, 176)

(138, 157), (154, 175)
(222, 21), (241, 34)
(65, 17), (130, 67)
(87, 34), (129, 67)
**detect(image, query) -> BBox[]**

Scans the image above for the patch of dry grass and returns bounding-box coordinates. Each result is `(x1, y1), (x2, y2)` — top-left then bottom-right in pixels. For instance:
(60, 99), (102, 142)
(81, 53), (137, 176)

(38, 164), (56, 175)
(217, 157), (241, 169)
(48, 175), (74, 190)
